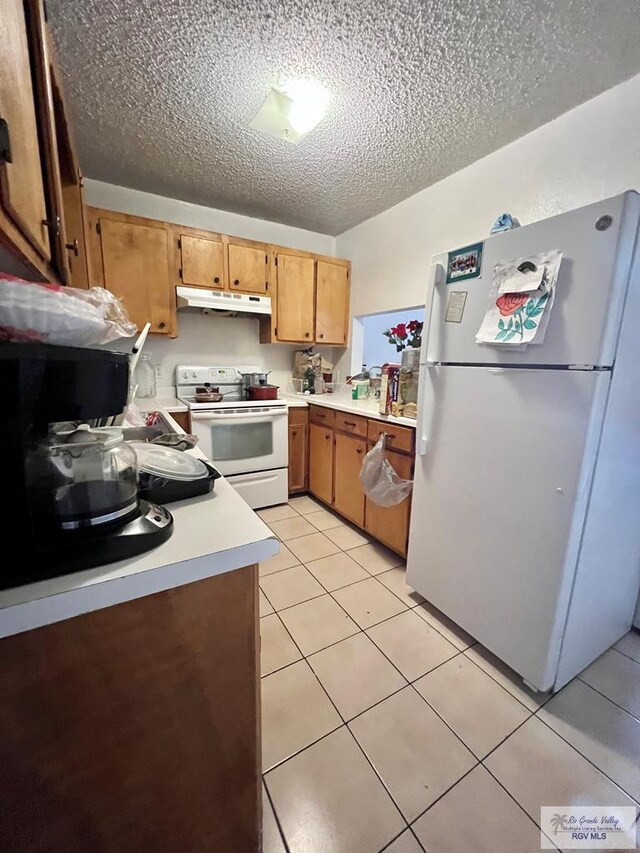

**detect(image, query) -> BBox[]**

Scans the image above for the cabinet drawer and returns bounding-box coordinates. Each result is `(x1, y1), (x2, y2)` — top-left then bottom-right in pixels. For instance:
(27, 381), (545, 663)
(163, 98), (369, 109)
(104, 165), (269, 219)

(367, 420), (415, 454)
(309, 406), (336, 428)
(288, 407), (308, 427)
(335, 412), (368, 437)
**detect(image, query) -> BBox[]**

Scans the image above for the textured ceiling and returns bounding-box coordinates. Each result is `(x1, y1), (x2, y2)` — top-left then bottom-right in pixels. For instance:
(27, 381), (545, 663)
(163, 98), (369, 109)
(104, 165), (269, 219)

(48, 0), (640, 235)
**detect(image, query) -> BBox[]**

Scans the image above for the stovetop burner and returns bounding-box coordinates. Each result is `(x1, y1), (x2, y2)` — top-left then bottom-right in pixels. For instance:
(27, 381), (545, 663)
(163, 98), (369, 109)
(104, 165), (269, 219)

(175, 363), (287, 410)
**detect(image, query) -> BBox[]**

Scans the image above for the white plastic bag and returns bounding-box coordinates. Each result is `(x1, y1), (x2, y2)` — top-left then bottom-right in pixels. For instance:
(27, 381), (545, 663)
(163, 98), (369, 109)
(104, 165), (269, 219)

(0, 275), (137, 346)
(359, 434), (413, 507)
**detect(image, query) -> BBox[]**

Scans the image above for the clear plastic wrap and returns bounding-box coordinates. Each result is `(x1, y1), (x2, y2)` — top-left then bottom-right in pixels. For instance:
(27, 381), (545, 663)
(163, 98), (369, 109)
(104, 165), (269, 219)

(0, 275), (137, 346)
(359, 434), (413, 507)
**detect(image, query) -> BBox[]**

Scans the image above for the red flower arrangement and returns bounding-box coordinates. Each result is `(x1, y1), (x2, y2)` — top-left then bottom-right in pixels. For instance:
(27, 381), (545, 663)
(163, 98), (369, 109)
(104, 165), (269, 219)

(383, 319), (423, 352)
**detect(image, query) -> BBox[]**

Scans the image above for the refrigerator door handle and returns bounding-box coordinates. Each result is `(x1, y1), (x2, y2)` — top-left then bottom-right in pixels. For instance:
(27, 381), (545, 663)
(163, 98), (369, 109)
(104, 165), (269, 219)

(417, 361), (438, 456)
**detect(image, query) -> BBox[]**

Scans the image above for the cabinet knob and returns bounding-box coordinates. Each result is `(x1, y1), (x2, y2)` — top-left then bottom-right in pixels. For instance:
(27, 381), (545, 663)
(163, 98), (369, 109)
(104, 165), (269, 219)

(319, 333), (324, 339)
(65, 239), (79, 256)
(292, 430), (297, 437)
(356, 447), (363, 454)
(158, 321), (166, 329)
(233, 279), (240, 286)
(305, 332), (310, 338)
(213, 276), (220, 284)
(325, 433), (331, 440)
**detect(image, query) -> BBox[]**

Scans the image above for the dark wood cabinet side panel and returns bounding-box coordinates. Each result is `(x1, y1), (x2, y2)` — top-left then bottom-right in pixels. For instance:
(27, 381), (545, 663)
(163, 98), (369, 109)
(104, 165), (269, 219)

(0, 566), (260, 853)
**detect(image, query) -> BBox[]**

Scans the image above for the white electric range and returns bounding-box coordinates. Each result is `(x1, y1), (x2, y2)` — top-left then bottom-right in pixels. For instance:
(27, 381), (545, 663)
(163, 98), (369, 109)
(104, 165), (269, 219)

(176, 365), (288, 509)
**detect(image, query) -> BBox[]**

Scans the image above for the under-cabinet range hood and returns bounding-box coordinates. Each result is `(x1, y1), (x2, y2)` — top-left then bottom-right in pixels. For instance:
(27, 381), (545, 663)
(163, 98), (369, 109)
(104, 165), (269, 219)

(176, 286), (271, 317)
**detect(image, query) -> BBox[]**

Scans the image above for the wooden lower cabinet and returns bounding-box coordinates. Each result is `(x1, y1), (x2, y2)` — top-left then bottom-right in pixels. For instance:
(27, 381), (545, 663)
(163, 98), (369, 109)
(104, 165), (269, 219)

(309, 421), (334, 504)
(305, 406), (414, 557)
(288, 408), (308, 494)
(0, 566), (261, 853)
(170, 409), (192, 433)
(364, 448), (413, 556)
(333, 432), (366, 527)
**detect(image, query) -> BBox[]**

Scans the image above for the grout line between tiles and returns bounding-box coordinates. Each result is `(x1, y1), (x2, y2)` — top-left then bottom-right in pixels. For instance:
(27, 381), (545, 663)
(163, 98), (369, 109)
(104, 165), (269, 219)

(570, 676), (640, 724)
(479, 759), (562, 850)
(531, 706), (640, 806)
(262, 779), (292, 853)
(460, 648), (552, 713)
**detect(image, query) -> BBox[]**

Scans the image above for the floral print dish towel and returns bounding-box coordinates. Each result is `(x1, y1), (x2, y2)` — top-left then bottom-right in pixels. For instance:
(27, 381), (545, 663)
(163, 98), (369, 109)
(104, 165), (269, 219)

(475, 250), (563, 347)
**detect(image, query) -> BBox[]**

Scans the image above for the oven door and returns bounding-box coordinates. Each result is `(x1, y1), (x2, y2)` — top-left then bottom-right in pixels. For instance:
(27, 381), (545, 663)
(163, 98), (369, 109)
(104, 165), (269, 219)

(190, 407), (289, 476)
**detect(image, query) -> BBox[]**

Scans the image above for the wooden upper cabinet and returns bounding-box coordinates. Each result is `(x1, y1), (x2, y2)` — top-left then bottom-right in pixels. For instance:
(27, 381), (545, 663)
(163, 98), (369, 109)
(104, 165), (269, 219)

(228, 241), (268, 294)
(180, 234), (225, 289)
(316, 260), (349, 345)
(51, 65), (89, 289)
(275, 253), (315, 342)
(0, 0), (51, 262)
(60, 179), (89, 288)
(97, 216), (173, 335)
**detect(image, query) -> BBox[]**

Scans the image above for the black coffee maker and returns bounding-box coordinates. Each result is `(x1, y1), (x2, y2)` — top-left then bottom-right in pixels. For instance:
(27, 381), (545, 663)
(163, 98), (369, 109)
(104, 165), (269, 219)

(1, 342), (173, 590)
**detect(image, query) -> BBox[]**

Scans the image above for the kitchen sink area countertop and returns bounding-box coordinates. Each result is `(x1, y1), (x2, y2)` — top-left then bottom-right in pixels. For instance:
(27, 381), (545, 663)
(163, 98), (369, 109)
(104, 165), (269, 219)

(0, 410), (278, 639)
(280, 392), (418, 428)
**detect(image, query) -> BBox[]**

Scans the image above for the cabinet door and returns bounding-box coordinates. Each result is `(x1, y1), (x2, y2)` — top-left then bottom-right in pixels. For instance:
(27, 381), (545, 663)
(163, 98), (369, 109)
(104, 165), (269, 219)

(99, 218), (172, 334)
(288, 423), (307, 493)
(276, 253), (315, 343)
(180, 234), (225, 289)
(61, 179), (89, 288)
(316, 261), (349, 345)
(228, 242), (268, 294)
(308, 423), (333, 505)
(333, 432), (366, 527)
(0, 0), (50, 260)
(364, 449), (412, 556)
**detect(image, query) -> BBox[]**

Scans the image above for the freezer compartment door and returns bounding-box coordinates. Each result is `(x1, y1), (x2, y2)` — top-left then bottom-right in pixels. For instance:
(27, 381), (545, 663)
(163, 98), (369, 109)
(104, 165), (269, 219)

(426, 192), (639, 367)
(407, 365), (610, 691)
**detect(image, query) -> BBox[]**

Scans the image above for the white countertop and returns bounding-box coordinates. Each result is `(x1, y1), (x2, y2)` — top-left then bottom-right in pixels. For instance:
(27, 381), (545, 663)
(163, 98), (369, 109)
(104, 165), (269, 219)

(0, 411), (278, 639)
(133, 394), (188, 412)
(279, 392), (418, 428)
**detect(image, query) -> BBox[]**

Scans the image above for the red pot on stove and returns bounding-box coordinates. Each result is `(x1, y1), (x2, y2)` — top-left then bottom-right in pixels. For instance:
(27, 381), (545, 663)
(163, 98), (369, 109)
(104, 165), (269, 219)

(247, 384), (279, 401)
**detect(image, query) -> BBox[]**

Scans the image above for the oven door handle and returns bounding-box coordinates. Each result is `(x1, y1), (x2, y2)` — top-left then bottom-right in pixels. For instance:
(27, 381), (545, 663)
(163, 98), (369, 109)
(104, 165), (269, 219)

(190, 408), (289, 421)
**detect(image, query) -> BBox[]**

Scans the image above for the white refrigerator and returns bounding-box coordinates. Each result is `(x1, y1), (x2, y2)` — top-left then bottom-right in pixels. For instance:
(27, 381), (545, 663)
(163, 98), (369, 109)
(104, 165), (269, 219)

(407, 191), (640, 693)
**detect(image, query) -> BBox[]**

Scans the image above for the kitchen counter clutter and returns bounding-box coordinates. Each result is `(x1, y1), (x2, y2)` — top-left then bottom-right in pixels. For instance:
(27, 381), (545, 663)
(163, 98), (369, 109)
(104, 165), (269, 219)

(0, 410), (278, 639)
(281, 391), (418, 427)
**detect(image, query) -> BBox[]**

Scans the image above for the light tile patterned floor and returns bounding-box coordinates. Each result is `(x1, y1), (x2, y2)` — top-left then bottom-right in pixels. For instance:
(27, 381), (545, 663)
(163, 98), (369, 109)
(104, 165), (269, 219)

(259, 498), (640, 852)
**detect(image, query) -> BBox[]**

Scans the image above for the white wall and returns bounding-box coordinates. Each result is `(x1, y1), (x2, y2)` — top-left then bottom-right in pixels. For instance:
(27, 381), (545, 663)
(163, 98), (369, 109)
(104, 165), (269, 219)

(335, 73), (640, 375)
(85, 180), (336, 388)
(106, 311), (301, 391)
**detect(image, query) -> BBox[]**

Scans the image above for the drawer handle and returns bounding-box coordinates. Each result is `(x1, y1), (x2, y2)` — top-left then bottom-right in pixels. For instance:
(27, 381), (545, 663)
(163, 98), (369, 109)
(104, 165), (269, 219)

(344, 420), (357, 427)
(316, 412), (326, 418)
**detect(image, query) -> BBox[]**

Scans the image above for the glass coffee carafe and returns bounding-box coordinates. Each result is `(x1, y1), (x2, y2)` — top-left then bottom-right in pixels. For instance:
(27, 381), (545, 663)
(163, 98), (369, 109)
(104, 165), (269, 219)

(27, 425), (138, 530)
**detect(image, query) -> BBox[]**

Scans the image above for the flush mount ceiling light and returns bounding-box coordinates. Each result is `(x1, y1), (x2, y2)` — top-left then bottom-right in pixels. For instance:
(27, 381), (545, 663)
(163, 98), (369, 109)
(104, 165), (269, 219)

(249, 79), (330, 144)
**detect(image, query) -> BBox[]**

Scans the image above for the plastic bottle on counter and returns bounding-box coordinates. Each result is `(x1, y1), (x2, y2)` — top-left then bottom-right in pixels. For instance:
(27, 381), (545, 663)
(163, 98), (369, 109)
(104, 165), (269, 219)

(134, 354), (157, 399)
